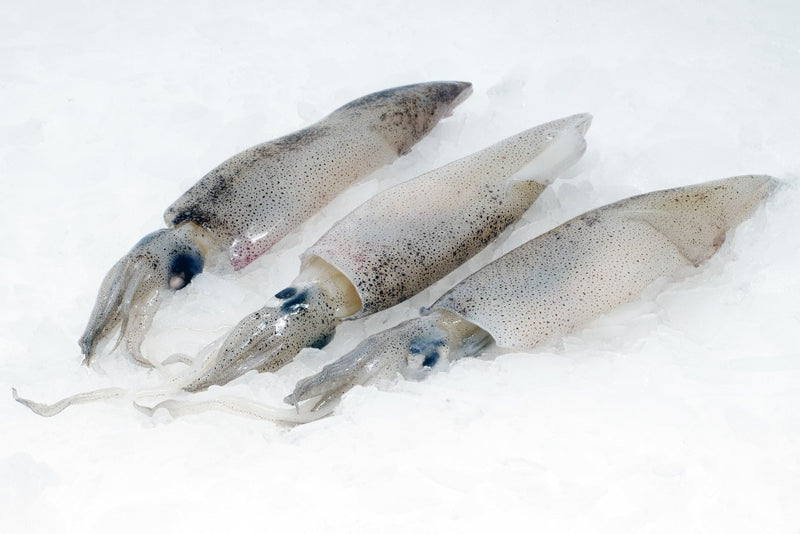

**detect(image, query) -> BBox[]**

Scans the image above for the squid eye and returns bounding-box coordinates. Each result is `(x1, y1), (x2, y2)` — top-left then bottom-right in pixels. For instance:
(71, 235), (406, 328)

(408, 338), (446, 369)
(422, 350), (440, 368)
(168, 251), (204, 290)
(275, 287), (297, 299)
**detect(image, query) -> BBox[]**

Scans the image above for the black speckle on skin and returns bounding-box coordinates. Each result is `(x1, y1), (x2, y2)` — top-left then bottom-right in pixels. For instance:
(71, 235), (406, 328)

(309, 329), (334, 349)
(169, 128), (333, 233)
(271, 127), (330, 152)
(134, 229), (167, 248)
(169, 206), (217, 230)
(163, 83), (470, 271)
(339, 83), (465, 112)
(582, 214), (601, 227)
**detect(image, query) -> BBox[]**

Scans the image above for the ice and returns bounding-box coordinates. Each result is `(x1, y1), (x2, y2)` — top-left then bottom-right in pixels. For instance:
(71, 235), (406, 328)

(2, 1), (800, 532)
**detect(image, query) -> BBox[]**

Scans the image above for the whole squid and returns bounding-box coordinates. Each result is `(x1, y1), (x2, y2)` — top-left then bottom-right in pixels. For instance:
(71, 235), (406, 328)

(186, 113), (593, 390)
(287, 175), (777, 413)
(79, 81), (473, 365)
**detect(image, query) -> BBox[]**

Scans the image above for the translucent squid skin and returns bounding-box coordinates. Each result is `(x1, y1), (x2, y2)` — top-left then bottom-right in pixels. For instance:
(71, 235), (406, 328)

(79, 81), (473, 364)
(165, 82), (475, 269)
(186, 113), (593, 390)
(287, 175), (777, 410)
(286, 310), (487, 410)
(306, 113), (592, 317)
(78, 225), (210, 365)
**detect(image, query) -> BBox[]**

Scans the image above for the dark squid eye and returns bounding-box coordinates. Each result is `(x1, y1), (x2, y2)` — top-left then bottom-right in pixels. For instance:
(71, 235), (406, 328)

(168, 250), (204, 290)
(275, 287), (298, 299)
(422, 350), (440, 368)
(409, 338), (445, 368)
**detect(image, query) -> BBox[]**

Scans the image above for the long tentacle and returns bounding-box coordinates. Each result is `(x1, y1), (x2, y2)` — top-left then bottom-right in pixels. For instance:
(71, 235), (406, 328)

(133, 396), (337, 425)
(12, 387), (127, 417)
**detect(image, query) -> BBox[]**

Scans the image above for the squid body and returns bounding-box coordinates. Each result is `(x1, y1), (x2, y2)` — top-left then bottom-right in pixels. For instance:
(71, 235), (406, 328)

(287, 175), (777, 412)
(187, 113), (594, 390)
(79, 81), (473, 364)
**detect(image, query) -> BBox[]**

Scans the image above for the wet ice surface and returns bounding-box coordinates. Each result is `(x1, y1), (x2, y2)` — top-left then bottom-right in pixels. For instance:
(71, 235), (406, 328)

(2, 1), (799, 532)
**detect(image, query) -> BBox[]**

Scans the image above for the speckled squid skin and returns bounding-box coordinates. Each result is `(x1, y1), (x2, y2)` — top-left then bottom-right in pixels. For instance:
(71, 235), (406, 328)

(165, 81), (474, 270)
(429, 175), (777, 349)
(79, 82), (472, 363)
(185, 114), (592, 390)
(287, 175), (777, 410)
(303, 113), (592, 317)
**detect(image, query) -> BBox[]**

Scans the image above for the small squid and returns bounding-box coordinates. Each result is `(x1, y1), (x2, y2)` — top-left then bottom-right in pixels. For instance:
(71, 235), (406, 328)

(286, 175), (777, 413)
(79, 81), (473, 365)
(186, 113), (593, 391)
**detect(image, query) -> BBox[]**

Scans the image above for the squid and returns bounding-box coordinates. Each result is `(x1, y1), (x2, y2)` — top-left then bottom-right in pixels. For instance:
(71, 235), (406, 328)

(79, 81), (473, 365)
(285, 174), (777, 414)
(14, 112), (593, 417)
(186, 113), (593, 391)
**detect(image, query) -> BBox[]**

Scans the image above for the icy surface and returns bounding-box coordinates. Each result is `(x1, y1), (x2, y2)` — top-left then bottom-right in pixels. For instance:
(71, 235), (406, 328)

(2, 1), (799, 532)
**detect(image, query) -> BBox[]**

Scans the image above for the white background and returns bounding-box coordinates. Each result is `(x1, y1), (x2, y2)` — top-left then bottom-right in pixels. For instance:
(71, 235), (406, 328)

(2, 1), (799, 532)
